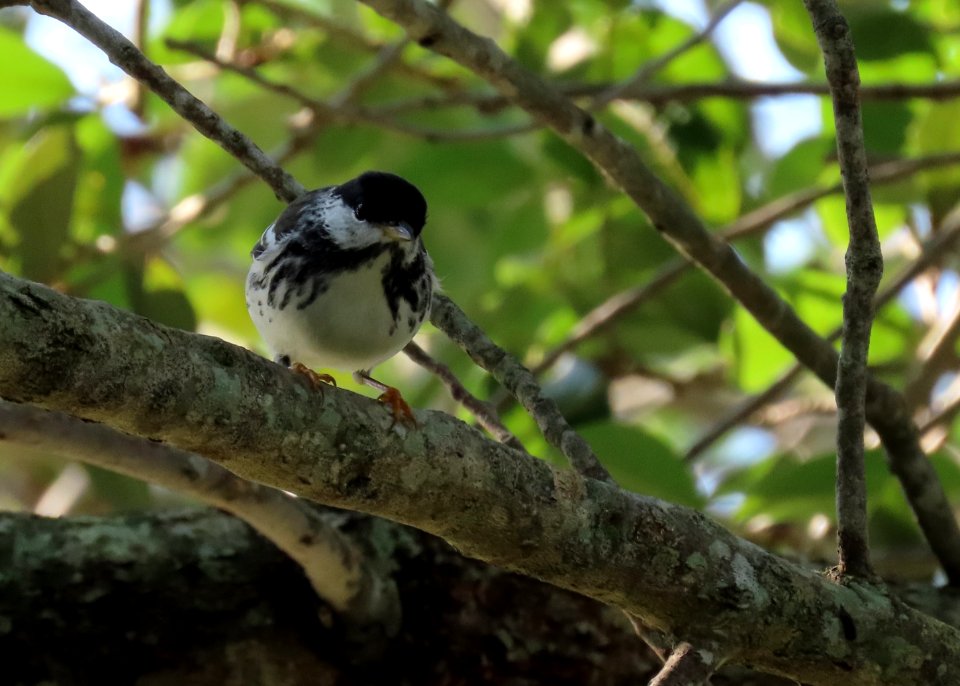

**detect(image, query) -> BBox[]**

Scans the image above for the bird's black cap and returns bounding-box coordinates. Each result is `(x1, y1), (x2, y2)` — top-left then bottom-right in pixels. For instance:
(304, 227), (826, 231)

(338, 171), (428, 236)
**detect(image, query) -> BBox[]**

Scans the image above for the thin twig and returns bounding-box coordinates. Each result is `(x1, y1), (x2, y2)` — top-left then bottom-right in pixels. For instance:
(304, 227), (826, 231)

(648, 642), (720, 686)
(614, 79), (960, 105)
(333, 37), (412, 106)
(918, 378), (960, 438)
(805, 0), (882, 579)
(374, 79), (960, 116)
(403, 341), (525, 451)
(532, 262), (686, 378)
(430, 294), (612, 483)
(167, 38), (536, 142)
(129, 0), (149, 117)
(685, 365), (807, 462)
(684, 216), (960, 461)
(0, 399), (400, 631)
(904, 297), (960, 409)
(116, 124), (315, 257)
(248, 0), (460, 93)
(725, 152), (960, 239)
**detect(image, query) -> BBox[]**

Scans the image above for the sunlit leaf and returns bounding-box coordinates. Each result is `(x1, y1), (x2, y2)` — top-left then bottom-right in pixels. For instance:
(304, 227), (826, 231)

(766, 1), (821, 73)
(725, 305), (795, 392)
(0, 28), (73, 118)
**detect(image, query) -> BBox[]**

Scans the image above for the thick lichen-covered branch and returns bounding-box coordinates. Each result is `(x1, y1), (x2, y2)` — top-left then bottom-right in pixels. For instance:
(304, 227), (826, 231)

(2, 272), (960, 685)
(0, 400), (399, 632)
(1, 508), (656, 684)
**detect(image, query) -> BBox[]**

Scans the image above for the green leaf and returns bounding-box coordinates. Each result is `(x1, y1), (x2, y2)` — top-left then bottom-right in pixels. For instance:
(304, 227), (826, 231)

(135, 288), (198, 332)
(767, 137), (834, 200)
(577, 422), (703, 507)
(691, 146), (741, 224)
(783, 269), (845, 337)
(514, 3), (572, 71)
(7, 126), (80, 282)
(542, 133), (602, 185)
(725, 305), (795, 392)
(847, 9), (933, 61)
(0, 28), (73, 118)
(861, 102), (913, 155)
(722, 452), (889, 522)
(908, 101), (960, 219)
(766, 2), (822, 73)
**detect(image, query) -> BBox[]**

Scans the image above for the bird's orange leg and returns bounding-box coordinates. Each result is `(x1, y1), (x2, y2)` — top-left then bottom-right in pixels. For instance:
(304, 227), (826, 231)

(291, 362), (337, 393)
(354, 371), (418, 427)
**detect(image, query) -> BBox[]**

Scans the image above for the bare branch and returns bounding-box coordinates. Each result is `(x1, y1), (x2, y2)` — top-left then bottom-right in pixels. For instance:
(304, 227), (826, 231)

(166, 38), (537, 142)
(919, 378), (960, 441)
(430, 295), (612, 483)
(685, 365), (806, 462)
(904, 298), (960, 409)
(529, 262), (686, 379)
(247, 0), (462, 94)
(615, 79), (960, 105)
(375, 79), (960, 117)
(129, 0), (149, 117)
(805, 0), (882, 579)
(0, 399), (400, 632)
(403, 341), (525, 451)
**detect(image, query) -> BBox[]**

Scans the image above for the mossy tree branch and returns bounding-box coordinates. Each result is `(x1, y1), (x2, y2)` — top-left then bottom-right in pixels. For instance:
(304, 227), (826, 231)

(1, 268), (960, 685)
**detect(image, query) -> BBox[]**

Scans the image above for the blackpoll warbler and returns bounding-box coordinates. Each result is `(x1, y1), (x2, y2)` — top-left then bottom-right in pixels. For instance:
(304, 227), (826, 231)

(246, 171), (434, 423)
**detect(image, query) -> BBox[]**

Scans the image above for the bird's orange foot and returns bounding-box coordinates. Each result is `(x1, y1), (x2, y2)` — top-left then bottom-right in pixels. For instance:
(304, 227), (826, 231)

(291, 362), (337, 393)
(377, 386), (418, 428)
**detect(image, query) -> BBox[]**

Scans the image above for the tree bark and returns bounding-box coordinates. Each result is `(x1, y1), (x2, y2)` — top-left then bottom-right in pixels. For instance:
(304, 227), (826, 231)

(2, 273), (960, 685)
(1, 508), (659, 685)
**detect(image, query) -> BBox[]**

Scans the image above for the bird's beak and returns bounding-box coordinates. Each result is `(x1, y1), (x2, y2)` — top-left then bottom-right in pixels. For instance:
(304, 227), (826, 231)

(382, 222), (414, 242)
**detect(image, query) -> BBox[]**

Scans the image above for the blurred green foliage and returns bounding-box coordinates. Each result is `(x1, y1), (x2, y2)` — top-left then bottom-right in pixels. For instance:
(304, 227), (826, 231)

(1, 0), (959, 579)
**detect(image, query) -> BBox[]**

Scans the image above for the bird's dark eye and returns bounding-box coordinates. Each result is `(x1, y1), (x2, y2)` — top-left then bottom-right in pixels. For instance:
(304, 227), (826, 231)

(354, 203), (366, 221)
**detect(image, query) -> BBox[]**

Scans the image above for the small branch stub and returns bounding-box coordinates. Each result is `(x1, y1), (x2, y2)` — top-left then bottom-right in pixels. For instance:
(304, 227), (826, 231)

(648, 642), (719, 686)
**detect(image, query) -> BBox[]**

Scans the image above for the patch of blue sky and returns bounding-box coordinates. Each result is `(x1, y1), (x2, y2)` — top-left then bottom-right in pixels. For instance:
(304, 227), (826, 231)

(25, 1), (170, 93)
(764, 209), (827, 274)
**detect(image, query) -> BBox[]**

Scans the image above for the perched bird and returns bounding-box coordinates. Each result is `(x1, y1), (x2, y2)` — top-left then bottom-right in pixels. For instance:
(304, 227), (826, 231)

(246, 171), (434, 424)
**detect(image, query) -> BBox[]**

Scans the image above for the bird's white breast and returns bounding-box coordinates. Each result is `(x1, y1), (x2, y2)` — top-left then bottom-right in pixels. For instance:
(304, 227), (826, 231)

(247, 249), (425, 373)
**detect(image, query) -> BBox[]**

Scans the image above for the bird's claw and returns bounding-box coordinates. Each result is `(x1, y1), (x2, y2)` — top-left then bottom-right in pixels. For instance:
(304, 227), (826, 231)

(291, 362), (337, 394)
(377, 386), (418, 428)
